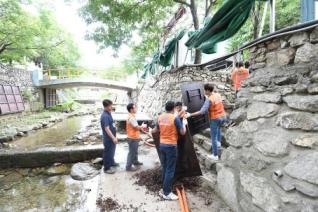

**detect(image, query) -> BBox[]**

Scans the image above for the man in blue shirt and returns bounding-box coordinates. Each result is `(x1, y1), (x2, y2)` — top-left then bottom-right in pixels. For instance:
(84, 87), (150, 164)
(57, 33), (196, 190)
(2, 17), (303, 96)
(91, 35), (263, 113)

(100, 99), (119, 174)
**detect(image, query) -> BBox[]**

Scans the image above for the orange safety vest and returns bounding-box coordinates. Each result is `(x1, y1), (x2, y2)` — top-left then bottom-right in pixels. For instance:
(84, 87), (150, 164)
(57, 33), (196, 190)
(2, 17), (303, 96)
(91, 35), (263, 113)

(126, 113), (141, 140)
(158, 113), (178, 145)
(231, 67), (249, 90)
(208, 93), (225, 119)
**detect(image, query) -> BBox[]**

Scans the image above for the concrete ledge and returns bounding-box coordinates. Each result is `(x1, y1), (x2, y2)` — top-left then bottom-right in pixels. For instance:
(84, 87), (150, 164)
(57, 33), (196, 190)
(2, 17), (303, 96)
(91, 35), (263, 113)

(0, 144), (103, 169)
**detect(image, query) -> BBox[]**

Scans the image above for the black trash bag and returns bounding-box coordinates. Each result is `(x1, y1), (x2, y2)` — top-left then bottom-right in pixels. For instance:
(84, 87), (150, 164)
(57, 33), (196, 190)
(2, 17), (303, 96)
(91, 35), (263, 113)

(152, 129), (202, 179)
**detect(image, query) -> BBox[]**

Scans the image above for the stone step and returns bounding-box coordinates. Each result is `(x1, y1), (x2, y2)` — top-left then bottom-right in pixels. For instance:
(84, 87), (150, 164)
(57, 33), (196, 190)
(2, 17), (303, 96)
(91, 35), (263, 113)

(194, 143), (218, 173)
(200, 171), (217, 190)
(202, 128), (211, 137)
(193, 134), (212, 152)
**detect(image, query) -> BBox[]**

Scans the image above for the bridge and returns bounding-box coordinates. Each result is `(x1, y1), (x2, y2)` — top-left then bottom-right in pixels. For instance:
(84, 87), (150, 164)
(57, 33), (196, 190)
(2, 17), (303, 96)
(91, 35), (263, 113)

(37, 77), (136, 91)
(33, 69), (137, 108)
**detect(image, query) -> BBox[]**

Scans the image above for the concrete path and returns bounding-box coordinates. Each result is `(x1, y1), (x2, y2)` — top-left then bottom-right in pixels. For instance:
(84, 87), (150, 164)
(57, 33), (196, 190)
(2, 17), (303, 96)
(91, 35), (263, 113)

(96, 143), (231, 212)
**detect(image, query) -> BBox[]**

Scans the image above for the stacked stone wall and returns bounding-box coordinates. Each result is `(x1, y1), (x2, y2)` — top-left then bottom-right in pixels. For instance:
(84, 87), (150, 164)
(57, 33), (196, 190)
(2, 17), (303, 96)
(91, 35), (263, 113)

(218, 26), (318, 211)
(0, 64), (42, 115)
(135, 66), (236, 118)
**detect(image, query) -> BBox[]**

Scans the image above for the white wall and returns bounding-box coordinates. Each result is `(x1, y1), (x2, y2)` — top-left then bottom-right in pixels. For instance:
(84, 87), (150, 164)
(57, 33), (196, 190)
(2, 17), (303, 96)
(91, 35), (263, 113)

(174, 35), (229, 67)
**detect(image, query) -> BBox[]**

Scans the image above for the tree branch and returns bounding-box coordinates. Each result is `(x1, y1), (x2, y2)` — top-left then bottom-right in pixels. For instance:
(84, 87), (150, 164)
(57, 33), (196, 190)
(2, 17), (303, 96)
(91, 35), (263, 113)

(0, 43), (12, 54)
(173, 0), (191, 7)
(205, 0), (216, 17)
(6, 40), (65, 51)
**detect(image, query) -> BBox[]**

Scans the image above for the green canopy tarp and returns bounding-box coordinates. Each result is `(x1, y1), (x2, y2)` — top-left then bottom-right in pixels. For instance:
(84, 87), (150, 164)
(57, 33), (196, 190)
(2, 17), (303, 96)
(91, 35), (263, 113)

(159, 30), (186, 67)
(141, 30), (186, 78)
(185, 0), (257, 54)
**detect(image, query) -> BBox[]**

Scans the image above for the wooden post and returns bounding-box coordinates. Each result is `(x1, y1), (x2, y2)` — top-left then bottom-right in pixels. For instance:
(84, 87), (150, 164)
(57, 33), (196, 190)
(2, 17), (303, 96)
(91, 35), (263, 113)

(270, 0), (276, 33)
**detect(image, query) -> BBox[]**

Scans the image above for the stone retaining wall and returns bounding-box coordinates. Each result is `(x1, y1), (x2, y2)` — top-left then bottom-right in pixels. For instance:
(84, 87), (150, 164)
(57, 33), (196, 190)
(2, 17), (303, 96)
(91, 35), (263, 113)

(0, 64), (43, 114)
(218, 26), (318, 212)
(135, 66), (236, 118)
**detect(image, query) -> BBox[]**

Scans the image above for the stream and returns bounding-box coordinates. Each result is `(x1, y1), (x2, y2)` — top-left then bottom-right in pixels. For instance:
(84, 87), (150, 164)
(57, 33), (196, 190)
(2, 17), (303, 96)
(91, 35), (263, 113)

(8, 115), (94, 151)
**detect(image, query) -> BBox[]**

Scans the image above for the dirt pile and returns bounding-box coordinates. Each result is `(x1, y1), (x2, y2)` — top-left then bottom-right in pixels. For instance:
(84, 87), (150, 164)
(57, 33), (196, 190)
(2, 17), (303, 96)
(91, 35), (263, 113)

(133, 167), (202, 194)
(96, 195), (120, 212)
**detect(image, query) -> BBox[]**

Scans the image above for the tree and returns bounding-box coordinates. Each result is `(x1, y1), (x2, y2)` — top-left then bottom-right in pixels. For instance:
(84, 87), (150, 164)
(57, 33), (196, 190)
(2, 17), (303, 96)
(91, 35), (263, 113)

(80, 0), (219, 67)
(0, 0), (80, 68)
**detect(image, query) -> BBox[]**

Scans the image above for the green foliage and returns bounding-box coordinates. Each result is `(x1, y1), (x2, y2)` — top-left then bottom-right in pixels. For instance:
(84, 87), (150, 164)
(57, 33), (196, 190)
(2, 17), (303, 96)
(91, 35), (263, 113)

(49, 101), (74, 111)
(229, 0), (301, 50)
(80, 0), (179, 73)
(0, 0), (80, 68)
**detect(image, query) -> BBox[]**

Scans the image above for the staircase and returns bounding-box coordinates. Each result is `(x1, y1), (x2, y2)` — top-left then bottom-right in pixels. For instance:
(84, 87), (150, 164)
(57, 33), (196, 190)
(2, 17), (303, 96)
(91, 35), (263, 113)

(192, 128), (224, 190)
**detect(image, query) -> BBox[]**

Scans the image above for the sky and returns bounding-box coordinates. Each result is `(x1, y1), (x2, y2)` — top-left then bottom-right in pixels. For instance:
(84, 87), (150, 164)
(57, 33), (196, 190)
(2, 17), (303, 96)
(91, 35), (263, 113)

(49, 0), (131, 69)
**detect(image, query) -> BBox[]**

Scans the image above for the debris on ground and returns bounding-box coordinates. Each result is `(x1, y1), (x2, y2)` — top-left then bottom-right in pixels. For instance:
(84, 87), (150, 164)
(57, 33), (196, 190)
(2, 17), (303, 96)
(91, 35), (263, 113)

(133, 167), (202, 194)
(96, 195), (120, 212)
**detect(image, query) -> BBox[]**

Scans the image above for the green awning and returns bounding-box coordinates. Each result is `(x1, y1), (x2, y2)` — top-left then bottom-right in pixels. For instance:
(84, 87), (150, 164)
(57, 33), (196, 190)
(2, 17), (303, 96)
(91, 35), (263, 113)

(185, 0), (258, 54)
(159, 30), (186, 67)
(141, 30), (185, 78)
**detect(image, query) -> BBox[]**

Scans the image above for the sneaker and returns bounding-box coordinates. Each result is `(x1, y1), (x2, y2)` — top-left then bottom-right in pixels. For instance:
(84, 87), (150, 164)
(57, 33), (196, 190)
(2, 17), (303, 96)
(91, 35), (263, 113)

(133, 161), (143, 166)
(163, 192), (179, 200)
(208, 154), (219, 161)
(104, 167), (116, 174)
(126, 166), (138, 172)
(112, 162), (120, 167)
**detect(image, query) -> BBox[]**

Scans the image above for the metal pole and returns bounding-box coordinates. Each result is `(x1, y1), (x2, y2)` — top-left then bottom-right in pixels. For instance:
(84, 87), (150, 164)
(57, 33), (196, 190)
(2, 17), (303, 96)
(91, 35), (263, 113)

(259, 1), (269, 37)
(270, 0), (276, 33)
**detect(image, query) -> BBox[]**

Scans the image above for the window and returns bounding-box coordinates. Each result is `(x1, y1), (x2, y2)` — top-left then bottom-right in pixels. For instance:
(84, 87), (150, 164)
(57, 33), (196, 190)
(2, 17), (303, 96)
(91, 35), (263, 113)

(0, 85), (25, 115)
(316, 0), (318, 19)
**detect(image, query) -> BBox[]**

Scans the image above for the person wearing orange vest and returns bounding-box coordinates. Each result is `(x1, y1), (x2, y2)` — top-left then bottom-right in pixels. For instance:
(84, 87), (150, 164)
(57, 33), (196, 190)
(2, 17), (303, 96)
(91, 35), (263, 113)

(125, 103), (146, 172)
(153, 101), (187, 200)
(186, 83), (226, 161)
(231, 61), (249, 92)
(174, 101), (186, 119)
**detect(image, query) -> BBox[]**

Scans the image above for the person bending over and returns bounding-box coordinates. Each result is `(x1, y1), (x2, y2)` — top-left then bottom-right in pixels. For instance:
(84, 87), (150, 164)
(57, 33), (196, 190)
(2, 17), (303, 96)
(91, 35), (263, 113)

(153, 101), (187, 200)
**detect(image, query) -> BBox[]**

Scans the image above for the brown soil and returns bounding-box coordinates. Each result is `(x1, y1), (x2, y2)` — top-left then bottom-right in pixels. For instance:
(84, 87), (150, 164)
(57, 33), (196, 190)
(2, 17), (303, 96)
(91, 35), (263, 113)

(133, 167), (201, 194)
(96, 195), (120, 212)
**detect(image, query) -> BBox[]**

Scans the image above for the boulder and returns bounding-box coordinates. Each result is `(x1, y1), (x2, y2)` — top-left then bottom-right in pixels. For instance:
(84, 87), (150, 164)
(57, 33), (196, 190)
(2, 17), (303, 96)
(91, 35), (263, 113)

(253, 92), (282, 103)
(225, 127), (252, 148)
(46, 164), (70, 176)
(284, 152), (318, 186)
(254, 128), (290, 157)
(70, 162), (100, 181)
(308, 83), (318, 94)
(250, 86), (266, 93)
(240, 171), (282, 212)
(295, 183), (318, 198)
(295, 43), (318, 63)
(276, 111), (318, 131)
(217, 166), (240, 211)
(266, 48), (296, 67)
(280, 87), (294, 96)
(289, 32), (309, 47)
(17, 126), (33, 133)
(291, 134), (318, 148)
(229, 108), (247, 124)
(309, 27), (318, 43)
(247, 102), (280, 120)
(311, 72), (318, 83)
(283, 95), (318, 112)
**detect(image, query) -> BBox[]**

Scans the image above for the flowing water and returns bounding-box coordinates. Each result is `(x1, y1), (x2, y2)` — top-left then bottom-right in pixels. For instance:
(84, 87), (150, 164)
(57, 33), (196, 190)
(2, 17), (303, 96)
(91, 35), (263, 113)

(9, 115), (93, 151)
(0, 168), (99, 212)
